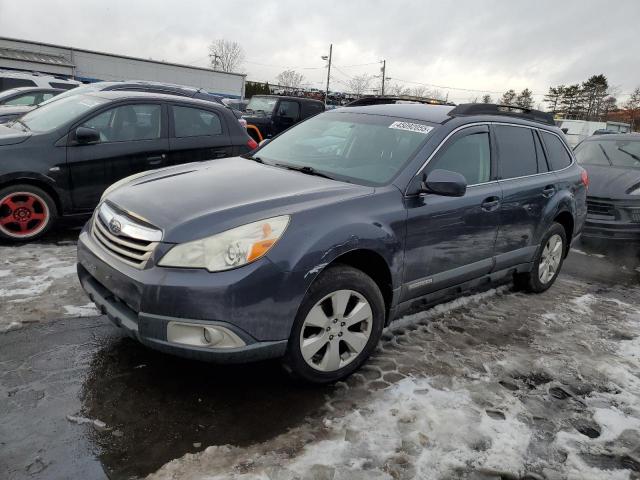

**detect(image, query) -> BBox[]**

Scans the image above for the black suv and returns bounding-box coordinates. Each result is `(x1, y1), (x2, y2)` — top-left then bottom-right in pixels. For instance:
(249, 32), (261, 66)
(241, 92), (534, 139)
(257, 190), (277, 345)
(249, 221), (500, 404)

(242, 95), (325, 142)
(77, 103), (587, 383)
(0, 90), (255, 241)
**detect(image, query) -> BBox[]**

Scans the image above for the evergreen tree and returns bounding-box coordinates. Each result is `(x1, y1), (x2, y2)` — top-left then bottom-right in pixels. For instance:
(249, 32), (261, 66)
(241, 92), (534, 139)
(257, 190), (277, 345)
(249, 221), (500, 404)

(515, 89), (534, 109)
(501, 89), (517, 105)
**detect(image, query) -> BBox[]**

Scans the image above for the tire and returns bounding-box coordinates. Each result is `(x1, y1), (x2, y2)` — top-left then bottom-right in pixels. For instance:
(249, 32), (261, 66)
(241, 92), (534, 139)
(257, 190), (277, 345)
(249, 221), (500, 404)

(0, 184), (57, 242)
(283, 265), (385, 384)
(514, 222), (567, 293)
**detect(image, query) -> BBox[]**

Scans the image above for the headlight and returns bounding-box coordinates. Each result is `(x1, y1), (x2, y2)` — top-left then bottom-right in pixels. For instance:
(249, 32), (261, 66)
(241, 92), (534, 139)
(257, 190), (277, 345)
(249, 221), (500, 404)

(100, 171), (153, 202)
(158, 216), (290, 272)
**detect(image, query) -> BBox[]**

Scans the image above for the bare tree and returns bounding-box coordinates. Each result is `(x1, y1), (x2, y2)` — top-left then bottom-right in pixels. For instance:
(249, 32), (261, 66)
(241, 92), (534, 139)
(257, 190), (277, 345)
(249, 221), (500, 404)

(209, 39), (245, 72)
(276, 70), (305, 89)
(347, 74), (373, 97)
(386, 82), (409, 96)
(624, 87), (640, 130)
(409, 86), (427, 98)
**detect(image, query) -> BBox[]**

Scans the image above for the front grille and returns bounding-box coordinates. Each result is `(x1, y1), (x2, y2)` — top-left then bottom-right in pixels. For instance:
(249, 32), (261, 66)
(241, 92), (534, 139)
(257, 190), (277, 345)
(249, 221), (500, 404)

(631, 209), (640, 223)
(586, 199), (615, 217)
(91, 205), (160, 269)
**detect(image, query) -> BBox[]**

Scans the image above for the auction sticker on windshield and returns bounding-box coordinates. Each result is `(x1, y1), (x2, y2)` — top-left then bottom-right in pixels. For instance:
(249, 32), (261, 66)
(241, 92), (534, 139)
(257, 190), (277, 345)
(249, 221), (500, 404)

(389, 121), (433, 134)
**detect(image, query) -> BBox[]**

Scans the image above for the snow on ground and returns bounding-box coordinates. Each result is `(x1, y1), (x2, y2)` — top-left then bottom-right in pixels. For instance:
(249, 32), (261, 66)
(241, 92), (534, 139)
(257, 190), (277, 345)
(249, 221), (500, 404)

(149, 277), (640, 480)
(0, 238), (91, 332)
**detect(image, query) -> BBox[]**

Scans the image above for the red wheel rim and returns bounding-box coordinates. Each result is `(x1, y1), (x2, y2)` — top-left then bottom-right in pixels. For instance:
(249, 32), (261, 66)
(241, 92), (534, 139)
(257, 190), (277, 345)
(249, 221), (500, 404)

(0, 192), (50, 238)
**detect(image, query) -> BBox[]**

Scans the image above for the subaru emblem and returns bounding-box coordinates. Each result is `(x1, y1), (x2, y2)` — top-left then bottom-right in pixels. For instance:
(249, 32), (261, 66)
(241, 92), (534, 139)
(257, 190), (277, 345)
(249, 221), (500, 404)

(109, 218), (122, 235)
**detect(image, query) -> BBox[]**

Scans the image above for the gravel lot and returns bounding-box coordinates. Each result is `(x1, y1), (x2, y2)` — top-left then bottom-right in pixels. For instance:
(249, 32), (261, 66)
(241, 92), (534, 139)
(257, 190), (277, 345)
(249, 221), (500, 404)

(1, 232), (639, 480)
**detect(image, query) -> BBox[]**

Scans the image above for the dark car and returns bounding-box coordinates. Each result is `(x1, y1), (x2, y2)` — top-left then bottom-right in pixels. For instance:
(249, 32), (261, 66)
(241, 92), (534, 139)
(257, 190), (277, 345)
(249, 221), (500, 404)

(0, 91), (257, 241)
(43, 80), (227, 106)
(242, 95), (325, 142)
(77, 103), (587, 383)
(574, 134), (640, 241)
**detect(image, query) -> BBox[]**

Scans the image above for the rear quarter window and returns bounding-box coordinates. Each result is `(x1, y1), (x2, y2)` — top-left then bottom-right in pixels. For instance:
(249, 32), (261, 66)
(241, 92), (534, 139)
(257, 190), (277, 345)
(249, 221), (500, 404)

(49, 82), (77, 91)
(541, 131), (572, 170)
(542, 132), (571, 170)
(0, 78), (37, 90)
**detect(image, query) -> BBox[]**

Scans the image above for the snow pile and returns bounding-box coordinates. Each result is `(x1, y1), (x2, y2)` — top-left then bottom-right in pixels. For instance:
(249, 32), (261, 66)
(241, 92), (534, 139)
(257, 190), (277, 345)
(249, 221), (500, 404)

(0, 240), (99, 330)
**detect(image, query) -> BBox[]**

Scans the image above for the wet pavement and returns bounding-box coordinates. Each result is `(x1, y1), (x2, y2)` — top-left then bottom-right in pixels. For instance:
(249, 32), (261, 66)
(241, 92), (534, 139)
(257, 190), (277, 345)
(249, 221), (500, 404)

(0, 233), (639, 480)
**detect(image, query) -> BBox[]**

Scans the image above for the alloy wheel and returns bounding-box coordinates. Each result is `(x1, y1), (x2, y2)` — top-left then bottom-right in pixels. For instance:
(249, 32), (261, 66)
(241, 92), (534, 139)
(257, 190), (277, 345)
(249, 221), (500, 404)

(299, 289), (373, 372)
(539, 233), (563, 284)
(0, 192), (50, 239)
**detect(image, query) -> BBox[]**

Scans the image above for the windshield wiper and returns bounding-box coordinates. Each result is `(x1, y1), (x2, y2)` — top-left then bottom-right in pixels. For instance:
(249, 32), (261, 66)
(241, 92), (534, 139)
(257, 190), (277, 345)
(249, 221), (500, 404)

(598, 144), (613, 165)
(244, 155), (264, 163)
(617, 146), (640, 164)
(274, 163), (335, 180)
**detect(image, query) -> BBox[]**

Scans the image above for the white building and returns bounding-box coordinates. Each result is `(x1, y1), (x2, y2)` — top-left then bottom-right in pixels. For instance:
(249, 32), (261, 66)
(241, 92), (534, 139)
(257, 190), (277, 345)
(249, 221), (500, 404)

(558, 119), (631, 147)
(0, 37), (245, 98)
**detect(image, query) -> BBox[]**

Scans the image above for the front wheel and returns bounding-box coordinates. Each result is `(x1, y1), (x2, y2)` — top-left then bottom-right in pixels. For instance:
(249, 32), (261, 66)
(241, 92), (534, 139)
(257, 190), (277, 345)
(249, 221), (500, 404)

(0, 185), (57, 242)
(514, 222), (567, 293)
(283, 265), (385, 384)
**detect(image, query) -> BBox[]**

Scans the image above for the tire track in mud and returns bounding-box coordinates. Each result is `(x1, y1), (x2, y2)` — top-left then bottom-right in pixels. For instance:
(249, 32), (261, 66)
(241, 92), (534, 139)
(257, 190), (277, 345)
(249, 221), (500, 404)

(149, 276), (640, 480)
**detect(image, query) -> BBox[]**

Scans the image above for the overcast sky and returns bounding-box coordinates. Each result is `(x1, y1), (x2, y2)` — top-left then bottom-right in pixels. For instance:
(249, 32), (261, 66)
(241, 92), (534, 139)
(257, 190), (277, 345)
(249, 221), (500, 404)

(1, 0), (639, 104)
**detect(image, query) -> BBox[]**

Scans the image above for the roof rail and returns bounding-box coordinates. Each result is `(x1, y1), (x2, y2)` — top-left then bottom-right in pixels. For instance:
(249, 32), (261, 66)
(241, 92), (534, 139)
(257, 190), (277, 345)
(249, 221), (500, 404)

(448, 103), (555, 126)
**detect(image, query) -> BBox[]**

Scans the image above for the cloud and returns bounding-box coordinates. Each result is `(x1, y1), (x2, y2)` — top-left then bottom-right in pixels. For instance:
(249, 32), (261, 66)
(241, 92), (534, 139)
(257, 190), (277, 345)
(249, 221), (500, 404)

(1, 0), (638, 102)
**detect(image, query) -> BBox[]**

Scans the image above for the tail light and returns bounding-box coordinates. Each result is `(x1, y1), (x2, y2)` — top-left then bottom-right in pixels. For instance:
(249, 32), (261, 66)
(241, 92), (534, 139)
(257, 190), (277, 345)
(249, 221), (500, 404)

(580, 168), (589, 189)
(247, 137), (258, 150)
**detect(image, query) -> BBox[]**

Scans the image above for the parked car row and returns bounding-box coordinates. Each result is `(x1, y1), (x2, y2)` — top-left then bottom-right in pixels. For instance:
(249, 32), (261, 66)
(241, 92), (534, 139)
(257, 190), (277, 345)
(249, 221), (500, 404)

(71, 102), (587, 383)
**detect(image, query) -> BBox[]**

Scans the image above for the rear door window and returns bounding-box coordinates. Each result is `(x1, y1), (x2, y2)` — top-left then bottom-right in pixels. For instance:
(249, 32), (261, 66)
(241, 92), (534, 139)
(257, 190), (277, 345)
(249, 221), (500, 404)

(172, 106), (223, 137)
(540, 131), (573, 170)
(494, 125), (538, 179)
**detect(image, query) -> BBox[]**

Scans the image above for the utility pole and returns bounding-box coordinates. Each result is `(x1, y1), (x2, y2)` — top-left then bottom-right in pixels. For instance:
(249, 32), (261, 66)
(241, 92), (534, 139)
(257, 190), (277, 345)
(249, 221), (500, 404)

(322, 44), (332, 105)
(381, 60), (386, 96)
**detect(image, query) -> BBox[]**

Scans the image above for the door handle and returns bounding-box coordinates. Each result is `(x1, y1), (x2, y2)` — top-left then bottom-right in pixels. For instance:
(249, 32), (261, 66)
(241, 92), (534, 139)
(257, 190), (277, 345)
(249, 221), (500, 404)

(542, 185), (556, 198)
(147, 154), (166, 165)
(481, 196), (501, 212)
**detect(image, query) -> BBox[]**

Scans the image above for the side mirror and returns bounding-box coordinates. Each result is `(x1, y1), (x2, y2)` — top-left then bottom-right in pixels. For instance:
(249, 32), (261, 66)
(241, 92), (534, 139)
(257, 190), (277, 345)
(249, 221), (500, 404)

(75, 126), (100, 144)
(421, 169), (467, 197)
(258, 138), (271, 147)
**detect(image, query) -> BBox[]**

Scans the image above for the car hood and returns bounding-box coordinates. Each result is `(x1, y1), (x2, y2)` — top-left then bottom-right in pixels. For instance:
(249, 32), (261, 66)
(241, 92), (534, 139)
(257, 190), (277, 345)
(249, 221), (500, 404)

(583, 164), (640, 199)
(106, 157), (373, 243)
(0, 123), (32, 145)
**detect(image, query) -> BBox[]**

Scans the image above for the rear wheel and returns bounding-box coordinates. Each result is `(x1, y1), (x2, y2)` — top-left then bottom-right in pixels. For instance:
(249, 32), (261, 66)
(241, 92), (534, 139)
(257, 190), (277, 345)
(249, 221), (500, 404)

(283, 265), (385, 384)
(0, 185), (57, 242)
(514, 222), (567, 293)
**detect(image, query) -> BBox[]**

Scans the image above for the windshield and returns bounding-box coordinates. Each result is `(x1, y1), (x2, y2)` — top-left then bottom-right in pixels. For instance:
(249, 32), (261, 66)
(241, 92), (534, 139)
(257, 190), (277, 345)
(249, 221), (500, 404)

(12, 94), (108, 133)
(575, 138), (640, 168)
(245, 96), (277, 114)
(255, 112), (434, 185)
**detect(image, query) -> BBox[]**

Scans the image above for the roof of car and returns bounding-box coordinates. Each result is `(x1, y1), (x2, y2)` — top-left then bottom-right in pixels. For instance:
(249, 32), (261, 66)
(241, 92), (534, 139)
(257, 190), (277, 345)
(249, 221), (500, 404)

(583, 133), (640, 141)
(335, 103), (455, 123)
(85, 90), (228, 108)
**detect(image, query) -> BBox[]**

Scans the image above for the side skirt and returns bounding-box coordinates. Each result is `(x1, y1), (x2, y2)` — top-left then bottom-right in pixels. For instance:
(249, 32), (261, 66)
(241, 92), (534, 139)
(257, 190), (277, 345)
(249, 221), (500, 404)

(392, 263), (532, 321)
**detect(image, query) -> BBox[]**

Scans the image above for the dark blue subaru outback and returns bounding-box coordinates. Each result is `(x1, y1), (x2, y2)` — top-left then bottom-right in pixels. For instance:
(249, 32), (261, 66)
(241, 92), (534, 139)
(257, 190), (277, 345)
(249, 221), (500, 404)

(77, 103), (588, 383)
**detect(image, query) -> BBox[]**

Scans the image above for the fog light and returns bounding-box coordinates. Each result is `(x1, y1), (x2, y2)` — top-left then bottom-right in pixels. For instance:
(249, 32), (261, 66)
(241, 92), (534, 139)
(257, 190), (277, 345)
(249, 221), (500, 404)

(167, 322), (246, 349)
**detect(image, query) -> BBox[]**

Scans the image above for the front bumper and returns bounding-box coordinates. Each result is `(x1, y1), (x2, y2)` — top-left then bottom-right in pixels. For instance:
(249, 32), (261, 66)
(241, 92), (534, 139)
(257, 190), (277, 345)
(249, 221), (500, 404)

(583, 197), (640, 241)
(76, 227), (301, 363)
